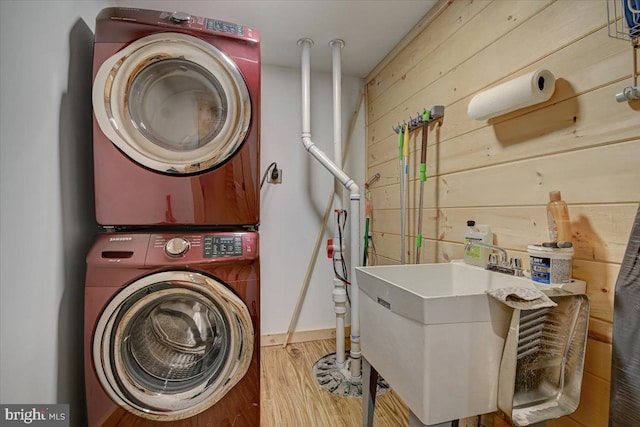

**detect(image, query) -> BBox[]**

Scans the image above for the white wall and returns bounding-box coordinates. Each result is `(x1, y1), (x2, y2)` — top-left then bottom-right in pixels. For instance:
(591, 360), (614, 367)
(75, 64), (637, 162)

(0, 0), (112, 422)
(260, 64), (365, 336)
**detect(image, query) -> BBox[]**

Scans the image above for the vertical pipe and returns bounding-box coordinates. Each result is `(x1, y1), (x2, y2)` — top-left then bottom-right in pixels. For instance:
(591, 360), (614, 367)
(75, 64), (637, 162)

(350, 193), (362, 378)
(333, 274), (346, 367)
(299, 38), (313, 136)
(329, 39), (362, 378)
(330, 40), (344, 177)
(330, 39), (347, 368)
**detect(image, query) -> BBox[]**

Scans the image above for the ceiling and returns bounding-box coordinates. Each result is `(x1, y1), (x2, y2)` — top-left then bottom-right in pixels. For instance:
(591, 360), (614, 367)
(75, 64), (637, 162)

(114, 0), (437, 77)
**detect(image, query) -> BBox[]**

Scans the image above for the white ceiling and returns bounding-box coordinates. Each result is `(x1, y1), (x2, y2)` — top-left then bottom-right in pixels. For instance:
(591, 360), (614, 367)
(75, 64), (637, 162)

(114, 0), (437, 77)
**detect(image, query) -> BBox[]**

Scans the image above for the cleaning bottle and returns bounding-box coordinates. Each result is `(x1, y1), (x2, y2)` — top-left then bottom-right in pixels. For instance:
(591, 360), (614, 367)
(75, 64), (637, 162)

(464, 220), (492, 267)
(547, 191), (572, 242)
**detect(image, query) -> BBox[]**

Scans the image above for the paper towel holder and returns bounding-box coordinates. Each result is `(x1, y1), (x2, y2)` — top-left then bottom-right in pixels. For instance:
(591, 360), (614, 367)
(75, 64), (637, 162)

(467, 69), (556, 121)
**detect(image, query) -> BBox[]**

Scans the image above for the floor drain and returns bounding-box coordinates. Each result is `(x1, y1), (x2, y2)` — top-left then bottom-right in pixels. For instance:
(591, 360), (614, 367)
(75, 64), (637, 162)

(312, 352), (390, 398)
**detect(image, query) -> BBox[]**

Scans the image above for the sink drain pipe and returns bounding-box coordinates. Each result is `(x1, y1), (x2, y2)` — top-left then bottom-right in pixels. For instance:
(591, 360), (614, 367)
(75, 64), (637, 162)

(298, 38), (362, 379)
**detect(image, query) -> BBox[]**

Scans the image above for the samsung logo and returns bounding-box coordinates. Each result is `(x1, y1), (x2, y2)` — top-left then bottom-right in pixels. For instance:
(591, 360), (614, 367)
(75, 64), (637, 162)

(109, 236), (132, 242)
(377, 297), (391, 310)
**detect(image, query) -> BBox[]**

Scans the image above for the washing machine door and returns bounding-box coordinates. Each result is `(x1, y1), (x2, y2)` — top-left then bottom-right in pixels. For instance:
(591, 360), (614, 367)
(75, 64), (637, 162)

(93, 33), (251, 174)
(93, 271), (254, 421)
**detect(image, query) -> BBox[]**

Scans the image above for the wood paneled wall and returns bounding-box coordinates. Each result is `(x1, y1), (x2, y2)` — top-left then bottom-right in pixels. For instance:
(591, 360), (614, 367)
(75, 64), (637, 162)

(364, 1), (640, 426)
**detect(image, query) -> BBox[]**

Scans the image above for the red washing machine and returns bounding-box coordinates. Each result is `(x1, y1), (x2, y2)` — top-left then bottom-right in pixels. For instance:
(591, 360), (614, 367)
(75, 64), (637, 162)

(84, 232), (259, 426)
(92, 8), (260, 227)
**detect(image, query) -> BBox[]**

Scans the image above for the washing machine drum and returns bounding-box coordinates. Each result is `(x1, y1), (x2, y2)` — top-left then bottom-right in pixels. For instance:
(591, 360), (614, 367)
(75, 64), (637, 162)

(93, 33), (251, 174)
(93, 271), (254, 421)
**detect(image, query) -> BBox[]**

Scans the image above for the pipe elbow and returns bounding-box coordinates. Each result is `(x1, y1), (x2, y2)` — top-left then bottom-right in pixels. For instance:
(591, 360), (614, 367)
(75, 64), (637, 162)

(301, 135), (313, 152)
(348, 182), (360, 199)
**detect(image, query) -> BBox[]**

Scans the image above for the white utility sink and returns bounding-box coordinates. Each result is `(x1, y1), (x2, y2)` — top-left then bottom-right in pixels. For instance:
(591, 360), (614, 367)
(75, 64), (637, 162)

(355, 260), (584, 425)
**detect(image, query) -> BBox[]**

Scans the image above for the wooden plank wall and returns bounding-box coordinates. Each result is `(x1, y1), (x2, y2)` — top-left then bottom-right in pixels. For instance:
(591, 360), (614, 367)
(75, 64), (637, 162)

(364, 1), (640, 426)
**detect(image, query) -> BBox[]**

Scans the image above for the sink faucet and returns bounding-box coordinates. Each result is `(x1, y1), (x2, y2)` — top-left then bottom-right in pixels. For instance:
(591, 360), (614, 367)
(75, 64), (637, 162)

(464, 241), (523, 276)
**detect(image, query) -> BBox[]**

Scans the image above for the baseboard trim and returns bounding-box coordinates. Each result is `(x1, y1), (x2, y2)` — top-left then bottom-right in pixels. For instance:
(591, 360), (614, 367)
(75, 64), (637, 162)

(261, 327), (350, 347)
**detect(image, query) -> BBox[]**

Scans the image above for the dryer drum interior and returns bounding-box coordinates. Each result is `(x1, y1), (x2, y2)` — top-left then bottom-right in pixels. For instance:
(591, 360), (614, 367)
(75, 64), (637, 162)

(93, 271), (254, 420)
(93, 32), (252, 175)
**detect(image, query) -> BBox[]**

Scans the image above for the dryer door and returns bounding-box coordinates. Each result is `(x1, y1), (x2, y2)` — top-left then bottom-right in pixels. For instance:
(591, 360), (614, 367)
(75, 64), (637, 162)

(93, 271), (254, 421)
(93, 33), (251, 174)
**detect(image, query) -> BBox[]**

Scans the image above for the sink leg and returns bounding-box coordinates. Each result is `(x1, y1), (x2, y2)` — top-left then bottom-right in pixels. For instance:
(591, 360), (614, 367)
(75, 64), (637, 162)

(363, 357), (460, 427)
(362, 357), (378, 427)
(409, 411), (456, 427)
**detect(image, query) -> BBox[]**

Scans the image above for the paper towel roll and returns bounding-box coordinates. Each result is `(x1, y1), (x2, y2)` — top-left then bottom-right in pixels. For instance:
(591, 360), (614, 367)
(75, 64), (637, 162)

(467, 69), (556, 121)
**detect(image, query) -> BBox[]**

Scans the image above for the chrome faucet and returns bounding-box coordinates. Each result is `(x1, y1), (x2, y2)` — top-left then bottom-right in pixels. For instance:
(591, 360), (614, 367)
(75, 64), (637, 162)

(464, 240), (523, 276)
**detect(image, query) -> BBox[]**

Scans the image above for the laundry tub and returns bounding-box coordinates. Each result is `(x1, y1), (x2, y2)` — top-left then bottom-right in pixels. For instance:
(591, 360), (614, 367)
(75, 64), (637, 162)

(356, 262), (532, 425)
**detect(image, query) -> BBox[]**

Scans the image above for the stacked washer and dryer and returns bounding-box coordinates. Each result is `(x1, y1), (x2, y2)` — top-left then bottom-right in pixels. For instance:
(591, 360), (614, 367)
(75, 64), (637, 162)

(84, 8), (261, 426)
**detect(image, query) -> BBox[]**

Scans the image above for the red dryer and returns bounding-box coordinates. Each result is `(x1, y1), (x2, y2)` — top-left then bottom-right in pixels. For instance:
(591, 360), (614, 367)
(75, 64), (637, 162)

(92, 8), (260, 227)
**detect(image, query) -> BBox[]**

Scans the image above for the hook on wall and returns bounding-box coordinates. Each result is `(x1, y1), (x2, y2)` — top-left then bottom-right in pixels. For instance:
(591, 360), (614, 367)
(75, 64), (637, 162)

(393, 105), (445, 134)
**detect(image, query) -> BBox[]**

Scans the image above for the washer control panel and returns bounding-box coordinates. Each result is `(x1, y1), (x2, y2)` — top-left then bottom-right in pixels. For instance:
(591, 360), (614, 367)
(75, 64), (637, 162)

(203, 235), (243, 258)
(146, 232), (257, 265)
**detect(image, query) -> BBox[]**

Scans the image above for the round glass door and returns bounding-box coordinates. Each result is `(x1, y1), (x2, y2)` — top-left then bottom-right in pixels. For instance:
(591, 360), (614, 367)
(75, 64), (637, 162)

(93, 271), (254, 420)
(93, 33), (251, 174)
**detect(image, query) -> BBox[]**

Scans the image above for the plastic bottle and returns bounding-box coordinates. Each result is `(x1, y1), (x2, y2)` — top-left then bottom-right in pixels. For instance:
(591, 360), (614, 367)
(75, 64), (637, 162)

(464, 220), (492, 267)
(547, 191), (572, 242)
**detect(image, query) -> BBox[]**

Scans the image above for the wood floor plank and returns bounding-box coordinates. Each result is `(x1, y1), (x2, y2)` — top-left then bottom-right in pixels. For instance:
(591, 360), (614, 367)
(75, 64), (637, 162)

(261, 339), (409, 426)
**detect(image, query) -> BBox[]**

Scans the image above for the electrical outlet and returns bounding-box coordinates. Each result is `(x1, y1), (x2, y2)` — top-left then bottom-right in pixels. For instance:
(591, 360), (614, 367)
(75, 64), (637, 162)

(269, 167), (282, 184)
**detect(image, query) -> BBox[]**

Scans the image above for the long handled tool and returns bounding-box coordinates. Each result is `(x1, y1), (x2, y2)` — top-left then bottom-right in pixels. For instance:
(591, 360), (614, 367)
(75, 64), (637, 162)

(397, 126), (405, 264)
(415, 109), (430, 264)
(401, 125), (410, 264)
(363, 173), (380, 266)
(414, 105), (444, 264)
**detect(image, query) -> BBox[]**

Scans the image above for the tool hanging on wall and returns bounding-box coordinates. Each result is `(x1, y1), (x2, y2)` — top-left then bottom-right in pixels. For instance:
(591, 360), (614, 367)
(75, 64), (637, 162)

(415, 106), (445, 263)
(395, 126), (405, 264)
(363, 173), (380, 266)
(415, 109), (431, 264)
(393, 105), (445, 264)
(401, 125), (410, 264)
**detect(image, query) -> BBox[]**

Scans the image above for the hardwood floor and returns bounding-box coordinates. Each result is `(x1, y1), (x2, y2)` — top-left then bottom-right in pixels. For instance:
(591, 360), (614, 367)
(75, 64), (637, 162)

(260, 339), (409, 426)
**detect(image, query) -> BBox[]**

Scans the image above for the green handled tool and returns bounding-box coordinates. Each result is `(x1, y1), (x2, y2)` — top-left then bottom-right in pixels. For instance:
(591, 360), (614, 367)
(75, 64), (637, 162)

(415, 109), (430, 264)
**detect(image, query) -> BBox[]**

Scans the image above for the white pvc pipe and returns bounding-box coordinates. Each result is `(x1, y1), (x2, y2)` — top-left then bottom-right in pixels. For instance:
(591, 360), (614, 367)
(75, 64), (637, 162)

(331, 40), (344, 174)
(349, 193), (361, 378)
(300, 39), (313, 137)
(330, 39), (346, 368)
(333, 276), (346, 367)
(298, 38), (361, 378)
